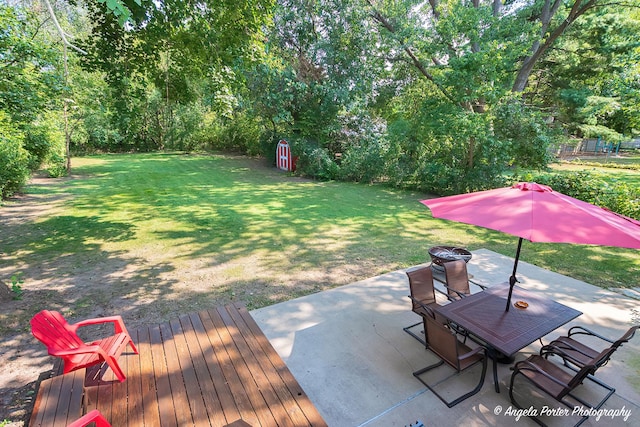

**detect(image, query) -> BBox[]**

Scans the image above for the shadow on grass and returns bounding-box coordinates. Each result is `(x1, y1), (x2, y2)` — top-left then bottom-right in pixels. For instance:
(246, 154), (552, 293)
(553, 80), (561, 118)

(0, 153), (639, 424)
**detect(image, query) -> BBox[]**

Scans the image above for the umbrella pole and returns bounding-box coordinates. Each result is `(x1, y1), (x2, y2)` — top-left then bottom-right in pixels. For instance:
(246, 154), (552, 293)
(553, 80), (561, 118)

(506, 237), (523, 312)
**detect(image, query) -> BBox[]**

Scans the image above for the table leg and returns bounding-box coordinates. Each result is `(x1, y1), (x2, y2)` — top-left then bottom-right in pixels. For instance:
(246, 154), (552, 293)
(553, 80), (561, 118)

(487, 348), (500, 393)
(496, 352), (515, 364)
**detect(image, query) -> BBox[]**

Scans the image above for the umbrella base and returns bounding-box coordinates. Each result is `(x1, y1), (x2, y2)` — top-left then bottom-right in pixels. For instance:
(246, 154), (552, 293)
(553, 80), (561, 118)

(496, 353), (515, 364)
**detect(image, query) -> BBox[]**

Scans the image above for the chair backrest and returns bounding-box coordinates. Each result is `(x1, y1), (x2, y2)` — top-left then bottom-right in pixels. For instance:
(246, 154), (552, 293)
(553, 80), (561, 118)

(31, 310), (84, 351)
(406, 266), (437, 312)
(443, 260), (470, 300)
(613, 325), (639, 349)
(424, 314), (460, 371)
(593, 325), (640, 370)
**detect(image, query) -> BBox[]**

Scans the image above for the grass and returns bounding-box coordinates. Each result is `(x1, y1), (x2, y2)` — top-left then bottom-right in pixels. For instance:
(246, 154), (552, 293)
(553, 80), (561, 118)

(1, 152), (639, 322)
(553, 157), (640, 187)
(2, 151), (639, 425)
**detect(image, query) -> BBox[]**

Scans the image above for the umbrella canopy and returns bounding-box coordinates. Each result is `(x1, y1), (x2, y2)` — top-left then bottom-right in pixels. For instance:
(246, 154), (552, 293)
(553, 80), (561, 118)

(421, 182), (640, 311)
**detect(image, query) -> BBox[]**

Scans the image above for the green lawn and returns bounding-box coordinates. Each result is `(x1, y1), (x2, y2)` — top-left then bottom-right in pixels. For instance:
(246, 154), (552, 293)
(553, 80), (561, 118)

(553, 158), (640, 187)
(1, 153), (638, 323)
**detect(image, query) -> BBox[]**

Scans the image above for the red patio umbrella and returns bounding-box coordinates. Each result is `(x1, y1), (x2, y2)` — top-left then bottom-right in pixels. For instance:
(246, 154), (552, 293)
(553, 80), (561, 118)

(421, 182), (640, 311)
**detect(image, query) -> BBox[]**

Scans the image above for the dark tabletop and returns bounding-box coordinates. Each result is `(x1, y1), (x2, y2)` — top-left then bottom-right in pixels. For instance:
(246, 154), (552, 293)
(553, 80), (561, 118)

(435, 282), (582, 356)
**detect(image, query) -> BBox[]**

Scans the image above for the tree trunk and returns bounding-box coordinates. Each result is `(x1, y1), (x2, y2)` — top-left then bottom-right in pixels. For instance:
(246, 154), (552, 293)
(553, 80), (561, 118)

(512, 0), (598, 92)
(63, 43), (71, 173)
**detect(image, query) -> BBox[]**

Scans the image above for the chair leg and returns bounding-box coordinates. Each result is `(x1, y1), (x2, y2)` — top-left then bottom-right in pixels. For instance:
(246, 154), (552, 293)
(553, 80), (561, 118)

(128, 338), (139, 354)
(105, 356), (127, 382)
(413, 356), (487, 408)
(508, 372), (546, 426)
(565, 378), (615, 427)
(403, 321), (427, 347)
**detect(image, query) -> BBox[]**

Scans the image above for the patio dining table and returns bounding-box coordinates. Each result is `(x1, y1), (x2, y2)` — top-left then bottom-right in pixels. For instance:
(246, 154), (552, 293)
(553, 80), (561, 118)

(434, 282), (582, 393)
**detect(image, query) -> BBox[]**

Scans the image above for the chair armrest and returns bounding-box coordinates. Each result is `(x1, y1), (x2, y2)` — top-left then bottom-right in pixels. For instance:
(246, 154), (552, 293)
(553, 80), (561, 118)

(434, 287), (449, 298)
(544, 339), (593, 357)
(48, 344), (104, 357)
(70, 316), (129, 335)
(444, 320), (469, 337)
(567, 326), (614, 343)
(458, 346), (485, 362)
(469, 279), (487, 290)
(442, 285), (468, 300)
(513, 359), (569, 389)
(408, 295), (436, 316)
(67, 409), (111, 427)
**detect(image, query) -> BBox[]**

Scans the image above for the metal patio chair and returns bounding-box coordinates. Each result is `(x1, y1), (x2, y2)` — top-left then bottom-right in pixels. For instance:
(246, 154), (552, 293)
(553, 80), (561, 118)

(540, 324), (639, 389)
(412, 307), (487, 408)
(509, 347), (616, 426)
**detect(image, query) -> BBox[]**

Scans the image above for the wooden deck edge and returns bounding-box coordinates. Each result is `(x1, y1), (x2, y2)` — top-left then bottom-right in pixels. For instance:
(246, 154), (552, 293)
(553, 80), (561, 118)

(231, 303), (327, 426)
(29, 303), (327, 427)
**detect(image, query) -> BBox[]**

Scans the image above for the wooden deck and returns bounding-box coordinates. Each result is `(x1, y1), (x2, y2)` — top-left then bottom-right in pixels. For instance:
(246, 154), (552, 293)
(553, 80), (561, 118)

(29, 303), (327, 427)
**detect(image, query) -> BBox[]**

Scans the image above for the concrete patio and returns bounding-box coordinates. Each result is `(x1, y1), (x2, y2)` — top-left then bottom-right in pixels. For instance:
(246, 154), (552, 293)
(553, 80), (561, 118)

(251, 249), (640, 427)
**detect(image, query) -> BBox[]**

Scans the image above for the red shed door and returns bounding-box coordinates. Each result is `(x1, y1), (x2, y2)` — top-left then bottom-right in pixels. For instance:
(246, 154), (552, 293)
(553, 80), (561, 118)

(276, 140), (294, 171)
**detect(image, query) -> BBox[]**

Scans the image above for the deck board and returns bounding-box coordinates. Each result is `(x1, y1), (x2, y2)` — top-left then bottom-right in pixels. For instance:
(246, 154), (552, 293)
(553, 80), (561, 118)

(29, 303), (326, 427)
(136, 326), (161, 427)
(29, 368), (85, 427)
(231, 306), (320, 425)
(226, 306), (305, 427)
(201, 307), (255, 425)
(211, 306), (275, 426)
(149, 323), (177, 427)
(182, 313), (227, 427)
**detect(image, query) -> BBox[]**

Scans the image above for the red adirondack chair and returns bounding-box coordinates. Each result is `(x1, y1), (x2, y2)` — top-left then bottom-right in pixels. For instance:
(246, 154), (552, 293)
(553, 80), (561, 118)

(31, 310), (138, 382)
(67, 409), (111, 427)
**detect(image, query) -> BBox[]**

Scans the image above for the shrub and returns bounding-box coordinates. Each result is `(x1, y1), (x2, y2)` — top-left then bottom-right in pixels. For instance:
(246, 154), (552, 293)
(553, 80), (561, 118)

(23, 112), (66, 174)
(259, 132), (285, 168)
(45, 151), (67, 177)
(23, 123), (53, 170)
(290, 138), (339, 181)
(331, 116), (384, 182)
(200, 112), (264, 155)
(163, 103), (207, 152)
(0, 112), (29, 199)
(414, 162), (509, 196)
(339, 138), (388, 183)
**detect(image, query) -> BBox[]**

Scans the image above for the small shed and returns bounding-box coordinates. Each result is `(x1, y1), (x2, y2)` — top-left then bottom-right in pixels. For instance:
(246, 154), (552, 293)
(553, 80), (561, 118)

(276, 139), (297, 171)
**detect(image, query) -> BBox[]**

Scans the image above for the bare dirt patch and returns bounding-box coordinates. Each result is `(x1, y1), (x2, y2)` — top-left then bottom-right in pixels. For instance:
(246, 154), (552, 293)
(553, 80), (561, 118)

(0, 167), (383, 426)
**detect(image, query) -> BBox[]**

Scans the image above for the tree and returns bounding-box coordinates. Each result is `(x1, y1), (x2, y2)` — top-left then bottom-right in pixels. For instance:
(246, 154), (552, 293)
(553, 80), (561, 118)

(258, 0), (637, 190)
(0, 4), (65, 198)
(356, 0), (638, 184)
(72, 0), (275, 151)
(526, 5), (640, 139)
